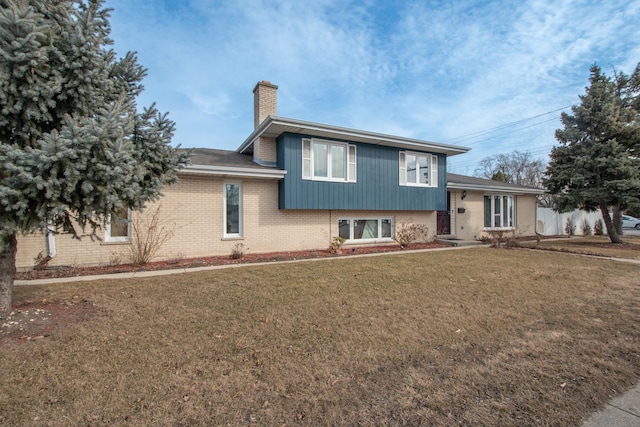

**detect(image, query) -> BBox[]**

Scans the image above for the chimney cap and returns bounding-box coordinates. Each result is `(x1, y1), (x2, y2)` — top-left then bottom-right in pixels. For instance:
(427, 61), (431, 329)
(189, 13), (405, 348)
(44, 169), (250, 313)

(253, 80), (278, 92)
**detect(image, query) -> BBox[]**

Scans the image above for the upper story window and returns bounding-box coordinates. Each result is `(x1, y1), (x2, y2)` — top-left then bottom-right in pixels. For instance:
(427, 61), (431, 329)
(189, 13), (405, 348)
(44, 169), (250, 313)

(484, 195), (516, 229)
(105, 206), (131, 243)
(399, 151), (438, 187)
(302, 138), (356, 182)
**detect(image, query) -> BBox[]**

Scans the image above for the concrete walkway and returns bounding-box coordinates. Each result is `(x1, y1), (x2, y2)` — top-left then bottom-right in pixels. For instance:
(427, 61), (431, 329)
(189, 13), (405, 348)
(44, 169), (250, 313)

(13, 243), (640, 425)
(582, 383), (640, 426)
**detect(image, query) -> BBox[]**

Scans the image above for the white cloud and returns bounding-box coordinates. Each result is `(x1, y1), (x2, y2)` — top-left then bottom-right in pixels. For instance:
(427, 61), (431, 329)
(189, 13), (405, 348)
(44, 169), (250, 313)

(106, 0), (640, 171)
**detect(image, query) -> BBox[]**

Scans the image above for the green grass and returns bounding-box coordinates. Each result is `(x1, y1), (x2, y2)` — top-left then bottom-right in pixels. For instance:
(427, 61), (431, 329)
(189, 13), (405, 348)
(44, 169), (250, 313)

(2, 248), (640, 426)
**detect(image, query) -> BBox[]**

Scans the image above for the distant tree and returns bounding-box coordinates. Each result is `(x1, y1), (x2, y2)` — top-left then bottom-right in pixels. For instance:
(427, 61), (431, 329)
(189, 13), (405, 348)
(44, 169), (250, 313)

(544, 63), (640, 244)
(475, 150), (551, 206)
(491, 171), (508, 182)
(476, 151), (545, 187)
(0, 0), (189, 315)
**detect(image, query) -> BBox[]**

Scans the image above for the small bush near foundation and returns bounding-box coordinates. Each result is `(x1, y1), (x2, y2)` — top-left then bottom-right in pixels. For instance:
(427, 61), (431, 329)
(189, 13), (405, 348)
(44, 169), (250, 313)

(565, 217), (576, 236)
(394, 223), (430, 248)
(124, 203), (177, 265)
(484, 228), (522, 248)
(580, 218), (592, 236)
(594, 219), (604, 236)
(328, 236), (347, 254)
(33, 251), (51, 270)
(231, 243), (245, 259)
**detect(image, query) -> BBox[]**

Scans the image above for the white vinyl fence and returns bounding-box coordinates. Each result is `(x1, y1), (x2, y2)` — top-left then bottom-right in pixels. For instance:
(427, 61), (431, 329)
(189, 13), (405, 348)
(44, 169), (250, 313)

(536, 207), (605, 236)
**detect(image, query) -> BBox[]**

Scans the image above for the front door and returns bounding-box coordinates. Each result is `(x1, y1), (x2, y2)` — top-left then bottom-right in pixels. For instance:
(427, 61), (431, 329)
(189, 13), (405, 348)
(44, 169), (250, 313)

(437, 192), (451, 235)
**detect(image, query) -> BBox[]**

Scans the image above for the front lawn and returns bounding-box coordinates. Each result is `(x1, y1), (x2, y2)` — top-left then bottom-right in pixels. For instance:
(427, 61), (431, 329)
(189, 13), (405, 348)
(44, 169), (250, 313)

(523, 235), (640, 259)
(1, 248), (639, 425)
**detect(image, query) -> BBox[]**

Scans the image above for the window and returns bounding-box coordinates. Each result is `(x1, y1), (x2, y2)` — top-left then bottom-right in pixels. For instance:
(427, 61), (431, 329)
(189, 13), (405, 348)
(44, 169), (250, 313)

(302, 138), (356, 182)
(484, 195), (516, 228)
(224, 182), (242, 237)
(399, 151), (438, 187)
(338, 218), (393, 242)
(105, 207), (131, 242)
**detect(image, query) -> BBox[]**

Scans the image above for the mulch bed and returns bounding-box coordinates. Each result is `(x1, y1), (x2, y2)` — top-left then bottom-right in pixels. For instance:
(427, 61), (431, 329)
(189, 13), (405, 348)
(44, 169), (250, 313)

(16, 242), (448, 281)
(0, 299), (97, 347)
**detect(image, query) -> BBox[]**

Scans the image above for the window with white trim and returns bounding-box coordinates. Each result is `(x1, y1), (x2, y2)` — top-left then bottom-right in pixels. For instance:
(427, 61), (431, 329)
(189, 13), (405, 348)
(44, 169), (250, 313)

(302, 138), (356, 182)
(105, 207), (131, 242)
(338, 218), (393, 242)
(224, 182), (242, 237)
(399, 151), (438, 187)
(484, 195), (516, 228)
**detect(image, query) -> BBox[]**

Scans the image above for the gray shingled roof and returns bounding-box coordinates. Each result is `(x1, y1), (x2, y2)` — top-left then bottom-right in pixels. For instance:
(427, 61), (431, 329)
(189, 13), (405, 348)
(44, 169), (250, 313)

(183, 148), (277, 170)
(447, 173), (545, 193)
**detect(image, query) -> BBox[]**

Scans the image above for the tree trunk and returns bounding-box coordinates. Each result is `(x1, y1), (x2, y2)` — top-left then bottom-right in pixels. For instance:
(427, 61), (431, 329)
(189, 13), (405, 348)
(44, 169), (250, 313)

(612, 206), (623, 235)
(599, 200), (623, 244)
(0, 233), (17, 316)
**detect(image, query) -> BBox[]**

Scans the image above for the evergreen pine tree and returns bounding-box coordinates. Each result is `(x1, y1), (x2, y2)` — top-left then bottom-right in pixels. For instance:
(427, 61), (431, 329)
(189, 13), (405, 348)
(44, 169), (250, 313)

(544, 64), (640, 244)
(0, 0), (189, 314)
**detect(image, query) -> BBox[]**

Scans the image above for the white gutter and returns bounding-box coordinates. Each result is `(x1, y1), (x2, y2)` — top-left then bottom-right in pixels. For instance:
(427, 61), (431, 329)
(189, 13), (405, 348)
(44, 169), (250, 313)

(447, 182), (546, 195)
(181, 164), (287, 179)
(238, 116), (471, 157)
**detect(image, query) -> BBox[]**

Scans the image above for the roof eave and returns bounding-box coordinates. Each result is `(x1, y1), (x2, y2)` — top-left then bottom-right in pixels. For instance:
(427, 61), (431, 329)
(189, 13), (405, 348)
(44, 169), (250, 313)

(447, 182), (546, 195)
(181, 164), (286, 179)
(237, 116), (470, 157)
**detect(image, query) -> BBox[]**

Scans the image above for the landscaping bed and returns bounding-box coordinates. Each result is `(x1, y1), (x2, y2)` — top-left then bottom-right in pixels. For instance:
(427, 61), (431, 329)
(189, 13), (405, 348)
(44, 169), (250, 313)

(16, 242), (447, 280)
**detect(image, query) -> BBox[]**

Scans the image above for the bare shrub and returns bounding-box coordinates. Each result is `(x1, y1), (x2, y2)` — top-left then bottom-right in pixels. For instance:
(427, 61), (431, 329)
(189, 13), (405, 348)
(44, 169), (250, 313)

(109, 252), (122, 266)
(230, 243), (245, 259)
(33, 251), (51, 270)
(594, 219), (604, 236)
(564, 217), (576, 236)
(123, 203), (177, 265)
(328, 236), (346, 254)
(484, 228), (522, 248)
(580, 218), (592, 236)
(394, 222), (430, 248)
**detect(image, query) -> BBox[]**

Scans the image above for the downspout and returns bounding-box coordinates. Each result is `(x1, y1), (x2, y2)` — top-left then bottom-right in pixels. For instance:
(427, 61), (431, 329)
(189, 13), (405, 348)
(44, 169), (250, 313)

(534, 200), (543, 241)
(46, 222), (56, 259)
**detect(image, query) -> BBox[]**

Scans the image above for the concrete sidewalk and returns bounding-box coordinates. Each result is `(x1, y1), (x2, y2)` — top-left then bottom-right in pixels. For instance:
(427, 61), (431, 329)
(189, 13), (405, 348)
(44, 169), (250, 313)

(583, 383), (640, 426)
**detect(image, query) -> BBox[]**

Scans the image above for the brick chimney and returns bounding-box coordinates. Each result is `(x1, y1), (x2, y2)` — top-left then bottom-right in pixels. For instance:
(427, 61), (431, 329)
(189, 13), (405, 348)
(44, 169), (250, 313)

(253, 80), (278, 129)
(251, 81), (278, 166)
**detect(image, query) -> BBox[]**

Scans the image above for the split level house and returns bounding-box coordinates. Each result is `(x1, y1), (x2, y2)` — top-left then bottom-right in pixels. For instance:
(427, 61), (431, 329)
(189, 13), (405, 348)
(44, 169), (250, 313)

(16, 81), (545, 270)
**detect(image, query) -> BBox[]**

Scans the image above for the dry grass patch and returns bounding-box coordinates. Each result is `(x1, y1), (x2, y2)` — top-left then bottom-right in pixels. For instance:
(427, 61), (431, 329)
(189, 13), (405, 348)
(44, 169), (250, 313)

(524, 235), (640, 259)
(1, 248), (640, 425)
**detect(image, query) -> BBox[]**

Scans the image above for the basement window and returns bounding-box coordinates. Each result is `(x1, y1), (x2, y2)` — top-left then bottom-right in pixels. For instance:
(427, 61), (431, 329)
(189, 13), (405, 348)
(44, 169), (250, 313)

(338, 218), (393, 242)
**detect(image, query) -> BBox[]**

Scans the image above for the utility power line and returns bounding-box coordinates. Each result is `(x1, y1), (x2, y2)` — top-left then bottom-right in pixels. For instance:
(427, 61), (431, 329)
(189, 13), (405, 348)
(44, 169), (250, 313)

(449, 144), (556, 171)
(444, 106), (570, 146)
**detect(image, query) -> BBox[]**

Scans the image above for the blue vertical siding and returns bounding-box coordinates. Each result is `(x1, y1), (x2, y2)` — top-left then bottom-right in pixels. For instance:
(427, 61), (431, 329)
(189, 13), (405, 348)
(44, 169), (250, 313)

(277, 133), (447, 211)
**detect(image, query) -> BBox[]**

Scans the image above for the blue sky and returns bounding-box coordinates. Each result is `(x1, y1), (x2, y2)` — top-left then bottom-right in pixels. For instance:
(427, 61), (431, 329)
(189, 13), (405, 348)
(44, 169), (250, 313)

(106, 0), (640, 174)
